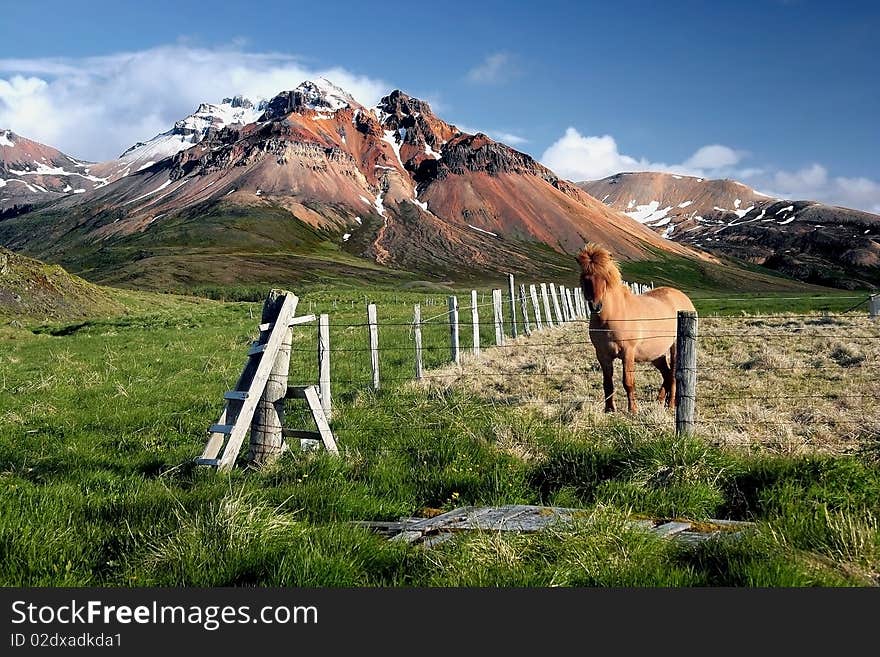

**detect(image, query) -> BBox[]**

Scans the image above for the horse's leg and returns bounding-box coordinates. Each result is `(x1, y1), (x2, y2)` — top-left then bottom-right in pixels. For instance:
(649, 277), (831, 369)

(651, 356), (670, 405)
(667, 344), (677, 410)
(599, 357), (615, 412)
(622, 350), (638, 413)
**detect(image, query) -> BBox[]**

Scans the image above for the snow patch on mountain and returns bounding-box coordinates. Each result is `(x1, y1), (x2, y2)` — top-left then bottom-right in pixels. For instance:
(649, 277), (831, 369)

(382, 130), (404, 169)
(625, 200), (673, 224)
(468, 224), (498, 237)
(0, 131), (14, 147)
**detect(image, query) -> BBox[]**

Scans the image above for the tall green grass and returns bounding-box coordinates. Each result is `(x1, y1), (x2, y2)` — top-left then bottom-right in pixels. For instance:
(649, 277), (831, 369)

(1, 287), (877, 586)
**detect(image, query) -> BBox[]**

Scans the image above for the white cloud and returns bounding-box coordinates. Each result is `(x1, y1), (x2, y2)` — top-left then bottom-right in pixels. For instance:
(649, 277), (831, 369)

(466, 52), (514, 85)
(682, 144), (744, 170)
(740, 164), (880, 213)
(539, 128), (670, 180)
(0, 44), (388, 161)
(541, 127), (880, 214)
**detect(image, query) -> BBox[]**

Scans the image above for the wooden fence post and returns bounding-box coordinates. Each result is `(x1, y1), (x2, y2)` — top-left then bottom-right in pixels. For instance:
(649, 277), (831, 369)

(675, 310), (698, 435)
(413, 304), (423, 380)
(248, 289), (292, 466)
(368, 302), (380, 391)
(540, 283), (554, 328)
(870, 294), (880, 320)
(508, 273), (518, 338)
(519, 283), (531, 336)
(492, 288), (505, 346)
(529, 284), (543, 331)
(558, 285), (568, 322)
(550, 283), (564, 325)
(565, 288), (576, 320)
(318, 313), (331, 421)
(471, 290), (480, 355)
(449, 295), (460, 365)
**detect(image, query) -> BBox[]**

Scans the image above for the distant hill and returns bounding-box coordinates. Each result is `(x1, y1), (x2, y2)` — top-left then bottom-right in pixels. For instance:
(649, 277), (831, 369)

(579, 171), (880, 289)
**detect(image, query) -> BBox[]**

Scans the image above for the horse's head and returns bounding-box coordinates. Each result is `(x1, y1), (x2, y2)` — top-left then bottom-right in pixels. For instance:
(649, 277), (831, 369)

(576, 243), (622, 315)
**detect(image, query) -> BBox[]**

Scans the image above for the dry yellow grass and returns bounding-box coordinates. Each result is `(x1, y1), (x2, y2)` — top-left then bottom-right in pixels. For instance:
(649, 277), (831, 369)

(414, 314), (880, 457)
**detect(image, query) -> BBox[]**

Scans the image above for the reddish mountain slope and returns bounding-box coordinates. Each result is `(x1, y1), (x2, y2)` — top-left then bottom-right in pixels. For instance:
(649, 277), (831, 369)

(1, 81), (710, 286)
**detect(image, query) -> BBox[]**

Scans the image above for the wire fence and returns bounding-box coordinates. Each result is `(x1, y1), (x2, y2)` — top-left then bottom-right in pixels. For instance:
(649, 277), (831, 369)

(262, 275), (880, 457)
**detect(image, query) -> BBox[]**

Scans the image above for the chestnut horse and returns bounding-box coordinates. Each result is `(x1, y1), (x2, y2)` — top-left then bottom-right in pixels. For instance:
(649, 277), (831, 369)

(577, 243), (695, 413)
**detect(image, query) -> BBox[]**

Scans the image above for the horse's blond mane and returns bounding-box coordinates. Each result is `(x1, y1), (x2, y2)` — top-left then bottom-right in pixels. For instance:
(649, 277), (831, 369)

(576, 243), (623, 287)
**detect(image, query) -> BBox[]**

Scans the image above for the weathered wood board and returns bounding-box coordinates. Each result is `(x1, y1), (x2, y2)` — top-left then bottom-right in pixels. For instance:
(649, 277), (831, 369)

(354, 505), (753, 546)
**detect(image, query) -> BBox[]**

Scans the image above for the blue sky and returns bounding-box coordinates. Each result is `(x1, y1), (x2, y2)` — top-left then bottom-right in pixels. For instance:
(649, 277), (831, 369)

(1, 0), (878, 210)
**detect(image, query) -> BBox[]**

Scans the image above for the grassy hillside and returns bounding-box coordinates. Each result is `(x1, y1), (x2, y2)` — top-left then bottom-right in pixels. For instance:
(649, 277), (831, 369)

(1, 285), (877, 586)
(0, 198), (838, 297)
(0, 247), (125, 322)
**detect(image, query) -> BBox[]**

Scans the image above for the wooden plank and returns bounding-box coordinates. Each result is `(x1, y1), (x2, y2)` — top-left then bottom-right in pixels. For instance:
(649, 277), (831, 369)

(529, 284), (543, 331)
(248, 290), (294, 467)
(507, 273), (517, 338)
(413, 304), (423, 380)
(318, 313), (331, 421)
(448, 295), (460, 365)
(368, 303), (379, 391)
(258, 314), (316, 332)
(303, 385), (339, 455)
(223, 391), (249, 401)
(540, 283), (554, 328)
(215, 293), (299, 471)
(652, 521), (693, 538)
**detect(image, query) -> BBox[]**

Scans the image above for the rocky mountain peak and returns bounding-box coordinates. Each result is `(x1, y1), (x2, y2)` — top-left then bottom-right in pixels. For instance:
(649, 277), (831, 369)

(223, 95), (254, 109)
(261, 78), (357, 121)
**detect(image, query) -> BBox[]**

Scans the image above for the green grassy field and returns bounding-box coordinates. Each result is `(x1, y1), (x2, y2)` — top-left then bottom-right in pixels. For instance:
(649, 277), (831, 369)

(1, 283), (877, 586)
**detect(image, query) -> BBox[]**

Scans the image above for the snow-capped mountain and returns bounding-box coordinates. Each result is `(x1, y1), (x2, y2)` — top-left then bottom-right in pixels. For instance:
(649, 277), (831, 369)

(0, 130), (108, 212)
(0, 79), (704, 285)
(580, 171), (880, 288)
(95, 95), (267, 181)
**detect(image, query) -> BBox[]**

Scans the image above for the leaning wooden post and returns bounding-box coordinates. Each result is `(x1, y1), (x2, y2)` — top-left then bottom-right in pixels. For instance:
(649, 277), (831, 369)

(550, 283), (564, 325)
(870, 293), (880, 320)
(318, 313), (331, 421)
(413, 303), (423, 380)
(368, 302), (380, 391)
(529, 284), (543, 331)
(675, 310), (698, 435)
(508, 273), (518, 338)
(519, 284), (531, 336)
(471, 290), (480, 355)
(248, 289), (292, 466)
(540, 283), (554, 328)
(492, 288), (505, 346)
(448, 295), (460, 365)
